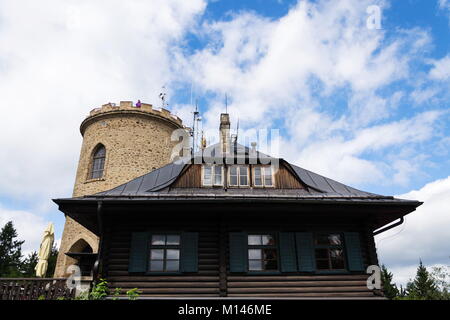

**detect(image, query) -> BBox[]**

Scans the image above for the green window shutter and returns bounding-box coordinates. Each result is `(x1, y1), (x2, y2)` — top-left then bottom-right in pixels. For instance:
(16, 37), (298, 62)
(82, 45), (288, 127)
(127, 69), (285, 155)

(278, 232), (298, 272)
(229, 232), (247, 273)
(128, 232), (149, 273)
(180, 232), (199, 273)
(344, 232), (364, 271)
(295, 232), (315, 272)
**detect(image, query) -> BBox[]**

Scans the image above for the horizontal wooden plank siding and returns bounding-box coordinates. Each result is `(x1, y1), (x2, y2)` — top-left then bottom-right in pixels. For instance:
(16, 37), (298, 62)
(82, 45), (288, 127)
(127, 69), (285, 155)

(104, 216), (220, 297)
(102, 213), (377, 298)
(223, 219), (375, 298)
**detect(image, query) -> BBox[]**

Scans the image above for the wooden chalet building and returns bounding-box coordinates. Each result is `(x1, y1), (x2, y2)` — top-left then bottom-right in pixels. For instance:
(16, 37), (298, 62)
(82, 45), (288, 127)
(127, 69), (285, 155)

(54, 114), (422, 298)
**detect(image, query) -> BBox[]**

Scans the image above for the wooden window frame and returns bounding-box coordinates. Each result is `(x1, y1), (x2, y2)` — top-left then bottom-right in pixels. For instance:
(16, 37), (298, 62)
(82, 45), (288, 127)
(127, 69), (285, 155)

(148, 233), (181, 273)
(252, 165), (275, 188)
(313, 232), (347, 272)
(228, 165), (249, 188)
(247, 233), (279, 273)
(202, 164), (224, 187)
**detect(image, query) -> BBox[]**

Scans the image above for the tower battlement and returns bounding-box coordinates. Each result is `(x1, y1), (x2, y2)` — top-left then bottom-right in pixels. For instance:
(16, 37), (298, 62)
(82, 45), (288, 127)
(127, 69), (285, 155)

(82, 101), (184, 135)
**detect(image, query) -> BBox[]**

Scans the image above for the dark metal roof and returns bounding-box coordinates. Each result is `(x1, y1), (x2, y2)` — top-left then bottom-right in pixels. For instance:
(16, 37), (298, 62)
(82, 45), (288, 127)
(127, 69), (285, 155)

(64, 142), (420, 207)
(96, 161), (185, 196)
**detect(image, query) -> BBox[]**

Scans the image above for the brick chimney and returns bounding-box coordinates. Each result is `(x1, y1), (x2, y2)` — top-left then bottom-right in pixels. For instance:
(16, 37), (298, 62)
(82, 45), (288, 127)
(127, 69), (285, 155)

(219, 113), (231, 154)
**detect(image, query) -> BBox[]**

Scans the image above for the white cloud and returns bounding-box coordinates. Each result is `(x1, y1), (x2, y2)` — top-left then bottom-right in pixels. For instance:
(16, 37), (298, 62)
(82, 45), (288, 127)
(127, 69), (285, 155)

(0, 0), (206, 202)
(376, 176), (450, 286)
(0, 206), (50, 255)
(0, 0), (447, 278)
(174, 0), (440, 188)
(439, 0), (450, 21)
(429, 54), (450, 80)
(283, 110), (441, 186)
(410, 87), (439, 105)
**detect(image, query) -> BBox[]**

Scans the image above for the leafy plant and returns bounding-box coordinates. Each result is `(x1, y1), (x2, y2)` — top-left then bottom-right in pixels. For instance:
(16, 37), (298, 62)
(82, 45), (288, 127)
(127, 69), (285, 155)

(89, 278), (109, 300)
(126, 288), (141, 300)
(111, 288), (122, 300)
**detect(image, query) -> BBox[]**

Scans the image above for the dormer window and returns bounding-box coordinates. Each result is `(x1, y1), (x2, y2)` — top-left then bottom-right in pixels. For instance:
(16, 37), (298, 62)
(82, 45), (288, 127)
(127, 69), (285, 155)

(229, 165), (249, 187)
(253, 166), (273, 187)
(202, 165), (223, 186)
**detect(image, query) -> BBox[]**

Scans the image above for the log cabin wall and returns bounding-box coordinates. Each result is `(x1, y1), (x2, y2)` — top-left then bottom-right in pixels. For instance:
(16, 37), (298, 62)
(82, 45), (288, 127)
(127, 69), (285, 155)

(102, 209), (377, 298)
(223, 217), (374, 298)
(105, 215), (221, 297)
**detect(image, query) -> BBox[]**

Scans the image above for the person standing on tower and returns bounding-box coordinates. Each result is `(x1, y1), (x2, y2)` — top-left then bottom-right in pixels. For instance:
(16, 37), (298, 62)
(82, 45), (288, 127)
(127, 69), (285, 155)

(136, 100), (142, 108)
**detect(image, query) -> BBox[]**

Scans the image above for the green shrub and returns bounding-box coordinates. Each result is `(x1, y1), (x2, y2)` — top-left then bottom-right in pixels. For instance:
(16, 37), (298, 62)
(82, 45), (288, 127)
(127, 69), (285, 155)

(126, 288), (141, 300)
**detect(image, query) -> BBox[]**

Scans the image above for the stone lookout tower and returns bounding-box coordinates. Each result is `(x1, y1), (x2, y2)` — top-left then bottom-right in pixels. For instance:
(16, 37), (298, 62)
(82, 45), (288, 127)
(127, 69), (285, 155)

(54, 101), (185, 277)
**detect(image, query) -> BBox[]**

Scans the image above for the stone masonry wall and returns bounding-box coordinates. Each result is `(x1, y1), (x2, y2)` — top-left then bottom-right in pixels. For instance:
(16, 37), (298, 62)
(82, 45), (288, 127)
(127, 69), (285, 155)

(54, 102), (185, 277)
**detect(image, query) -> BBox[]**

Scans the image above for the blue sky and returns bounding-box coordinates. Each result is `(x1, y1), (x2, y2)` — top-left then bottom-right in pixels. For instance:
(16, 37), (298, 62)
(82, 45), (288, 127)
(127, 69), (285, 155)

(0, 0), (449, 285)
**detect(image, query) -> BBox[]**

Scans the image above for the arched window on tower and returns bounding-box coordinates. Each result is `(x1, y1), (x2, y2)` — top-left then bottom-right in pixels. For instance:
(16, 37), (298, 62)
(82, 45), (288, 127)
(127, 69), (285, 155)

(90, 144), (106, 179)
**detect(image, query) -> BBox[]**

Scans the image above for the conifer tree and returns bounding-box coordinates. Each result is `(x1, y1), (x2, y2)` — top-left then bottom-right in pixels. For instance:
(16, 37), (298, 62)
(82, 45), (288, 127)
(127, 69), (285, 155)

(21, 251), (39, 277)
(0, 221), (24, 277)
(45, 245), (59, 277)
(381, 264), (399, 299)
(407, 260), (440, 300)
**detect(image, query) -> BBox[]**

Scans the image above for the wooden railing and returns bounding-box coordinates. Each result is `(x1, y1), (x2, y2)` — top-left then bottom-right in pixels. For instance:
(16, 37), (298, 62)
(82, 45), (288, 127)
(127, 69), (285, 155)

(0, 278), (75, 300)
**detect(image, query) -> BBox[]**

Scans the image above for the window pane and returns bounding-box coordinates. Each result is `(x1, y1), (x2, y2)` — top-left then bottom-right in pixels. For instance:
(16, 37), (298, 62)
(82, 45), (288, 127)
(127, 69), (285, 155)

(316, 234), (329, 245)
(150, 260), (164, 271)
(239, 175), (248, 186)
(316, 260), (329, 270)
(254, 167), (262, 186)
(263, 167), (272, 186)
(151, 235), (165, 245)
(166, 260), (179, 271)
(150, 249), (164, 260)
(95, 146), (106, 157)
(166, 235), (180, 245)
(261, 235), (274, 245)
(92, 171), (100, 179)
(203, 176), (212, 185)
(230, 175), (238, 186)
(203, 166), (212, 185)
(239, 166), (247, 176)
(315, 248), (328, 259)
(328, 234), (342, 246)
(214, 166), (222, 184)
(166, 249), (180, 259)
(248, 235), (261, 245)
(263, 259), (278, 271)
(248, 249), (262, 259)
(330, 249), (345, 269)
(230, 167), (237, 175)
(249, 260), (263, 271)
(262, 249), (277, 261)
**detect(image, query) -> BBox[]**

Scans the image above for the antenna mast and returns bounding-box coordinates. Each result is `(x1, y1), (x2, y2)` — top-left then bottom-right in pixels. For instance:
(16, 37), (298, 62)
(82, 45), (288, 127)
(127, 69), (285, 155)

(225, 93), (228, 114)
(159, 86), (168, 109)
(191, 99), (201, 154)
